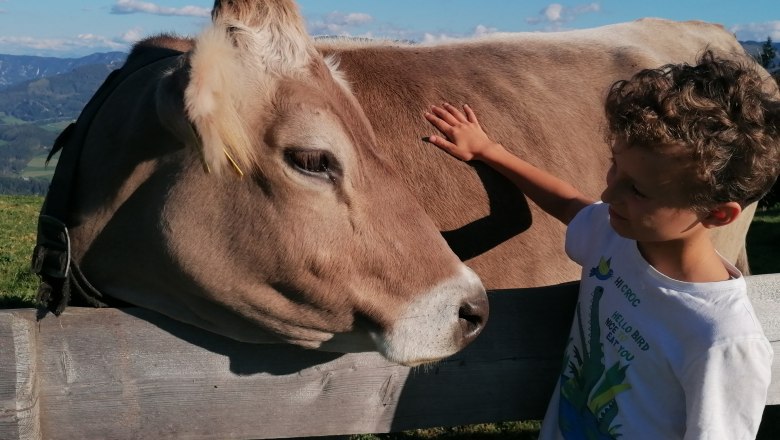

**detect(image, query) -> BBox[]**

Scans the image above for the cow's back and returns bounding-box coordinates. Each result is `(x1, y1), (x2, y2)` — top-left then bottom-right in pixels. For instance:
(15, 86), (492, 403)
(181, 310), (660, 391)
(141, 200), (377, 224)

(319, 19), (768, 289)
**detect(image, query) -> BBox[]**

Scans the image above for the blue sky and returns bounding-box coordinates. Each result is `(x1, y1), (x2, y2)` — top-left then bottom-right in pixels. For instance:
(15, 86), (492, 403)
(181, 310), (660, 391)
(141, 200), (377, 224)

(1, 1), (779, 57)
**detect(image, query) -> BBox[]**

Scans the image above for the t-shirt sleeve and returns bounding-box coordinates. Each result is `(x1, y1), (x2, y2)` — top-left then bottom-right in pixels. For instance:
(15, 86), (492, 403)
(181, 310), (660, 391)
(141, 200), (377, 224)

(680, 338), (773, 440)
(565, 202), (609, 265)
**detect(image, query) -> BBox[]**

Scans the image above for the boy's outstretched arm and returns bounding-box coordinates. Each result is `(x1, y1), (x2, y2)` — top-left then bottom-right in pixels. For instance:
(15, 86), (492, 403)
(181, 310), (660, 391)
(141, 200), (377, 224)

(425, 103), (594, 225)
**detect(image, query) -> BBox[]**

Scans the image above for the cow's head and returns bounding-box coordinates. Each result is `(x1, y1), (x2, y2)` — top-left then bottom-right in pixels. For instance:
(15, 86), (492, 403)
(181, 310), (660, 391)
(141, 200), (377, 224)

(139, 0), (488, 366)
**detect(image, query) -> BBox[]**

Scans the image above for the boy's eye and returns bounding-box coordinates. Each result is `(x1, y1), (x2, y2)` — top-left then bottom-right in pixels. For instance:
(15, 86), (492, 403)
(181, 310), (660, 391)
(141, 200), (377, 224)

(631, 185), (647, 198)
(607, 157), (616, 173)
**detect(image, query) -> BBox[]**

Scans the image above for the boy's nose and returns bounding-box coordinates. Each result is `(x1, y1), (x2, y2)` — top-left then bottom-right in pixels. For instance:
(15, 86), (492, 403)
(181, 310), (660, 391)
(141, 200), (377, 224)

(602, 173), (613, 201)
(603, 166), (616, 203)
(601, 180), (619, 205)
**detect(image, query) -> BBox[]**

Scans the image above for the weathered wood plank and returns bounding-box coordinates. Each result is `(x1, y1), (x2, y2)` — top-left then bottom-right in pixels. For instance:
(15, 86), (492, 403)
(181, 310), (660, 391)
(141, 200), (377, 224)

(0, 274), (777, 439)
(0, 311), (41, 440)
(746, 275), (780, 405)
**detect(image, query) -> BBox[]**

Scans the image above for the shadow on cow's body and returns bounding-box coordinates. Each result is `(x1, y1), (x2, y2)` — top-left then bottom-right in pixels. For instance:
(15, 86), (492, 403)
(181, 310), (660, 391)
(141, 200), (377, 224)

(40, 1), (776, 364)
(440, 163), (532, 261)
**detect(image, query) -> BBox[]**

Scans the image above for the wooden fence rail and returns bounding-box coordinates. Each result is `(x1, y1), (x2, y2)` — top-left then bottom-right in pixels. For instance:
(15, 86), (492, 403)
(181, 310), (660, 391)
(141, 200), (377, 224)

(2, 274), (779, 440)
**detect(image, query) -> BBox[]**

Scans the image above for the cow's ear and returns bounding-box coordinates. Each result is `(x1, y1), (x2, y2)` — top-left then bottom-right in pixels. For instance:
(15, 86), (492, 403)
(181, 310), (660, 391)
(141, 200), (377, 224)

(156, 57), (208, 170)
(184, 0), (315, 176)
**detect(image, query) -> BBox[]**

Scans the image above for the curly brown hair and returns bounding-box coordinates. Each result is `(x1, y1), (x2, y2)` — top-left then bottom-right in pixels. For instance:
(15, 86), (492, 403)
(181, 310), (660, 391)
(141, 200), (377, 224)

(604, 50), (780, 210)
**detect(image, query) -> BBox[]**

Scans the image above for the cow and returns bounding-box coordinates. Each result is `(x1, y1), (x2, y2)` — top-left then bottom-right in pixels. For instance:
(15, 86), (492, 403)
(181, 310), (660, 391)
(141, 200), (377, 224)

(34, 0), (488, 367)
(35, 0), (777, 365)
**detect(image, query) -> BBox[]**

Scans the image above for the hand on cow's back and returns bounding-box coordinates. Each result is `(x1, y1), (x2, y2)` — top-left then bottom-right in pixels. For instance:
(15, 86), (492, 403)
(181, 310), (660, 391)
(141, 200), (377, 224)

(423, 103), (593, 226)
(423, 103), (503, 162)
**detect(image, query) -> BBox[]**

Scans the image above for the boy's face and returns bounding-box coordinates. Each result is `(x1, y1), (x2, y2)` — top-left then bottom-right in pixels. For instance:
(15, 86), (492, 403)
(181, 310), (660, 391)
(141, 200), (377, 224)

(601, 141), (704, 243)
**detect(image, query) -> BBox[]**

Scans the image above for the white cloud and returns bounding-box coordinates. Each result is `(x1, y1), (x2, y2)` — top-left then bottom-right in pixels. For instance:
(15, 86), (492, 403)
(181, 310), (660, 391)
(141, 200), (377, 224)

(0, 35), (129, 57)
(332, 12), (373, 26)
(544, 4), (563, 22)
(473, 24), (499, 38)
(729, 21), (780, 42)
(304, 9), (500, 43)
(307, 11), (374, 36)
(527, 2), (601, 30)
(421, 33), (459, 44)
(0, 36), (66, 52)
(76, 33), (126, 49)
(111, 0), (209, 17)
(422, 25), (499, 44)
(120, 27), (145, 44)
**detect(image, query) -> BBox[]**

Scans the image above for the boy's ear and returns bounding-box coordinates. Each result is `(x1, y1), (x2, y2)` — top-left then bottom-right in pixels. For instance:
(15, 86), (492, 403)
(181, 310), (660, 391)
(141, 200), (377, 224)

(702, 202), (742, 228)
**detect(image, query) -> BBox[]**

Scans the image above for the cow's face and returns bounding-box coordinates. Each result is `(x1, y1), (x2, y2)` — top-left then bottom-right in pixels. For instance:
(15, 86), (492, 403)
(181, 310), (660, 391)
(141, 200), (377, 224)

(154, 0), (487, 366)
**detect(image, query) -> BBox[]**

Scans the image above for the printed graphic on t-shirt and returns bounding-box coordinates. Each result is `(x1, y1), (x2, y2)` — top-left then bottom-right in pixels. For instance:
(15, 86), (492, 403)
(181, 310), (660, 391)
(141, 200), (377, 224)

(557, 257), (633, 440)
(589, 256), (614, 280)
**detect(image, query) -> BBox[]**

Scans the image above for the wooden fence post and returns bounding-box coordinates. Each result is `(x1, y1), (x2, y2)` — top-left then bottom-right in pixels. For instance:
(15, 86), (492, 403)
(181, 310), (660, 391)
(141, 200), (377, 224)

(0, 311), (41, 440)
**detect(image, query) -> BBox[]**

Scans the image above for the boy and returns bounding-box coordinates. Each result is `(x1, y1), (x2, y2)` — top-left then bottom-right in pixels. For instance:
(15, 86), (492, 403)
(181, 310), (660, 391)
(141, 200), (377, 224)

(424, 52), (778, 439)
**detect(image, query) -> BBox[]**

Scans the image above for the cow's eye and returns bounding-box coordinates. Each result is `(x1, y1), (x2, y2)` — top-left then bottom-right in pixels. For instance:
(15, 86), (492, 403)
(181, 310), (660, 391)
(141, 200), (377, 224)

(285, 148), (340, 182)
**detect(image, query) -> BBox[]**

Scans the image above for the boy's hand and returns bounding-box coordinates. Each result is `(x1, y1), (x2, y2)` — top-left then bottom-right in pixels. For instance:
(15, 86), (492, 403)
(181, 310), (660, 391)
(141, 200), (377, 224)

(424, 103), (502, 161)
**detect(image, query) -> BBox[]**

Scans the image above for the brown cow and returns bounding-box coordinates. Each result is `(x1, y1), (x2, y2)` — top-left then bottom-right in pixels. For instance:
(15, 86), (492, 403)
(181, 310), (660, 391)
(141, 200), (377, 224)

(39, 0), (488, 367)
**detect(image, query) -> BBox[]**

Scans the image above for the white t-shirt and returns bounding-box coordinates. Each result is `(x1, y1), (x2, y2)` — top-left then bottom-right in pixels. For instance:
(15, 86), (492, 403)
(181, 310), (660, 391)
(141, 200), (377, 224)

(539, 203), (773, 440)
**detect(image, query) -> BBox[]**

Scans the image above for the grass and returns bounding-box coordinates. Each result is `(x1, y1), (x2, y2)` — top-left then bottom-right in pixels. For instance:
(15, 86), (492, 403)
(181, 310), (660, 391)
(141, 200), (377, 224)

(0, 195), (777, 439)
(747, 205), (780, 275)
(0, 195), (43, 308)
(350, 421), (542, 440)
(0, 112), (27, 125)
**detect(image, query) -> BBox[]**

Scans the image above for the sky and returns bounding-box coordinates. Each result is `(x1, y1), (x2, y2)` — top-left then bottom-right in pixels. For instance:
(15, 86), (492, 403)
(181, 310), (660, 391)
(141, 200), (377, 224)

(0, 0), (779, 58)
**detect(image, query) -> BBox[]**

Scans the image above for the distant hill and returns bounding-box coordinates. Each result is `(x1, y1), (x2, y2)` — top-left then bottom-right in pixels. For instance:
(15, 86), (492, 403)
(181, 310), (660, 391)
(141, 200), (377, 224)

(0, 52), (130, 195)
(0, 52), (126, 89)
(0, 63), (124, 123)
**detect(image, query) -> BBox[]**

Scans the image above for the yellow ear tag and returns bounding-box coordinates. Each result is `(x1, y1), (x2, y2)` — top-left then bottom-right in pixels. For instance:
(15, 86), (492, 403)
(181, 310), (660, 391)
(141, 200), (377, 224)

(184, 122), (242, 177)
(186, 122), (211, 174)
(197, 146), (211, 174)
(223, 148), (244, 178)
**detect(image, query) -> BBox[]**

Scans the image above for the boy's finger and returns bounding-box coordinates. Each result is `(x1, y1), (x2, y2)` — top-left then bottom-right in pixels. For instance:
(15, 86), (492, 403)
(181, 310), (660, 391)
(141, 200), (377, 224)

(425, 111), (455, 134)
(425, 135), (459, 154)
(442, 103), (468, 123)
(463, 104), (479, 124)
(431, 105), (461, 126)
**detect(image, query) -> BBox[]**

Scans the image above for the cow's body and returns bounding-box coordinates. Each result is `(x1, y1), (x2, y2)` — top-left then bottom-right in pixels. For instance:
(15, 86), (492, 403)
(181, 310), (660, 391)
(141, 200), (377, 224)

(318, 18), (768, 288)
(40, 1), (774, 364)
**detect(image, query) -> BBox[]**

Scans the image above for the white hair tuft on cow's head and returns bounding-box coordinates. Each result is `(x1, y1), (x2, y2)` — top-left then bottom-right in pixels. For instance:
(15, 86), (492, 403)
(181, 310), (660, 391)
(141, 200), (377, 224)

(184, 0), (316, 176)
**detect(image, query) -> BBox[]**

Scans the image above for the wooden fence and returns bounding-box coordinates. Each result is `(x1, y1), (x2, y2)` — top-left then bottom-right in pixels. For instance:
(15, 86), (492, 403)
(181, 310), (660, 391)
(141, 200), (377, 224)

(1, 274), (779, 440)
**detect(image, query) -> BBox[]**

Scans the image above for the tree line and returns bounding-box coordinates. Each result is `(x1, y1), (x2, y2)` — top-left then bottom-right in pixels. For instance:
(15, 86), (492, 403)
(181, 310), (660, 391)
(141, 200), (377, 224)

(0, 175), (49, 195)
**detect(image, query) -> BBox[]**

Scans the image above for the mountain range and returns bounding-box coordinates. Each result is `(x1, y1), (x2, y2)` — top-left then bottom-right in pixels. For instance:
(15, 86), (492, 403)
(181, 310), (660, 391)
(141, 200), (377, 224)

(0, 52), (127, 90)
(0, 52), (127, 124)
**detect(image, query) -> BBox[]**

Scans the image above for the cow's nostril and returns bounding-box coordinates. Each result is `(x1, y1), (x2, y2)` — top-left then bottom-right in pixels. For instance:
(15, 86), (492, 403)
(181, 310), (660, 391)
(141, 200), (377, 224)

(458, 294), (489, 344)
